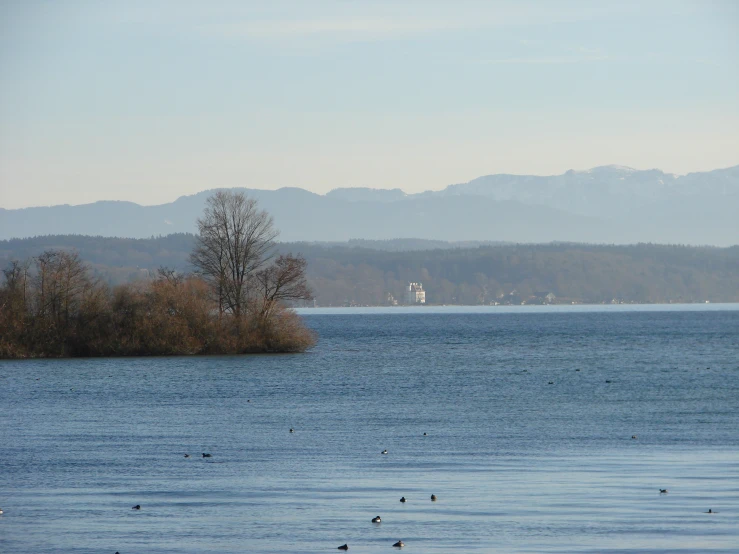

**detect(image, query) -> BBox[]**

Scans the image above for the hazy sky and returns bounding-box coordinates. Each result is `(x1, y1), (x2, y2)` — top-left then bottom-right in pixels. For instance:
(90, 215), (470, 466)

(1, 0), (737, 209)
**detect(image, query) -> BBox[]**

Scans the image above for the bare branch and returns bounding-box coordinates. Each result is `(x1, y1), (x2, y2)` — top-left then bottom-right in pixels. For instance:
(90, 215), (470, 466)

(255, 254), (312, 318)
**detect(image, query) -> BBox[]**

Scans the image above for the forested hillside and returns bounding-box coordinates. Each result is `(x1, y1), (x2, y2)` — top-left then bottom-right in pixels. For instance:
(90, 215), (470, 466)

(1, 235), (738, 305)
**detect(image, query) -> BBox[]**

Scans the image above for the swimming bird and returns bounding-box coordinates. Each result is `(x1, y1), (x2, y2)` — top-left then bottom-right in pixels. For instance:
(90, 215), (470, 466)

(659, 489), (668, 494)
(381, 449), (388, 455)
(706, 509), (716, 513)
(605, 380), (612, 383)
(202, 453), (212, 458)
(132, 504), (141, 510)
(399, 496), (406, 503)
(338, 544), (349, 550)
(631, 435), (637, 439)
(430, 494), (437, 501)
(372, 516), (381, 523)
(290, 428), (294, 433)
(548, 381), (554, 384)
(184, 454), (190, 458)
(393, 540), (405, 547)
(423, 432), (427, 436)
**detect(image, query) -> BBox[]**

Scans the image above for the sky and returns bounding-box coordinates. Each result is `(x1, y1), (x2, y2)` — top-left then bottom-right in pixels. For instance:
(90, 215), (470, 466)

(0, 0), (737, 209)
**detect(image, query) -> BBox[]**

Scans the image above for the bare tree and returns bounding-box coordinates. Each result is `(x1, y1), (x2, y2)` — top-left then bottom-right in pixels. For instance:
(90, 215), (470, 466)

(1, 260), (30, 309)
(190, 190), (279, 318)
(254, 254), (312, 319)
(157, 266), (183, 285)
(0, 260), (31, 346)
(23, 250), (98, 353)
(33, 250), (94, 325)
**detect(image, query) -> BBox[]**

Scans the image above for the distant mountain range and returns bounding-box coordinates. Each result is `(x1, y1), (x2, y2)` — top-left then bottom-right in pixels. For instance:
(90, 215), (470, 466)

(1, 165), (737, 245)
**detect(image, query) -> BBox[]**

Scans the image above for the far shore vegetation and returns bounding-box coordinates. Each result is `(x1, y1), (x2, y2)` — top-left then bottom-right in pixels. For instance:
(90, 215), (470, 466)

(3, 236), (738, 307)
(0, 192), (314, 359)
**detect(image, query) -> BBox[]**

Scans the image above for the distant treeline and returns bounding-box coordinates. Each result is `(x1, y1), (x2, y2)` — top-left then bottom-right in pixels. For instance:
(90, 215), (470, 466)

(300, 242), (739, 305)
(0, 233), (196, 281)
(2, 235), (739, 306)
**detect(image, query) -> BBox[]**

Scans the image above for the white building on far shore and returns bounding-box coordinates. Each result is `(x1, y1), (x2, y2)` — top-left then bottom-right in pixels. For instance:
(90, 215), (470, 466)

(406, 282), (426, 304)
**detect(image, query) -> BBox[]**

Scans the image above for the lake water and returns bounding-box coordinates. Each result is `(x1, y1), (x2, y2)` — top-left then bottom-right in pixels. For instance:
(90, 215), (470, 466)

(1, 305), (738, 553)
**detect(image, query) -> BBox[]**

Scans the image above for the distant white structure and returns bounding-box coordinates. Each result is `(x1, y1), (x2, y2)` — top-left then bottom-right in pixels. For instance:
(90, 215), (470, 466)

(406, 282), (426, 304)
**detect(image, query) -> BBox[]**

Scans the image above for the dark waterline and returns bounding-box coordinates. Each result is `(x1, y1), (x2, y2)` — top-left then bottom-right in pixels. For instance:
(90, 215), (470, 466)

(1, 306), (738, 552)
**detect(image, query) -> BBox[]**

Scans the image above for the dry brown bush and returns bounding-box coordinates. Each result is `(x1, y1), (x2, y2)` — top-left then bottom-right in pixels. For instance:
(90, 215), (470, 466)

(0, 254), (315, 358)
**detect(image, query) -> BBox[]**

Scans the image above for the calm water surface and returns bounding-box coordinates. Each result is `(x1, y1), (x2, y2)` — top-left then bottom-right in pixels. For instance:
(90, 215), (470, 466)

(1, 306), (738, 553)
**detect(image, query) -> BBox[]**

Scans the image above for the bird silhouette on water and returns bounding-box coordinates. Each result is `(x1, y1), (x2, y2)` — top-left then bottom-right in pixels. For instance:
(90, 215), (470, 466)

(659, 489), (668, 494)
(337, 544), (349, 550)
(132, 504), (141, 510)
(381, 449), (388, 455)
(202, 453), (212, 458)
(372, 515), (381, 523)
(431, 494), (437, 501)
(399, 496), (406, 503)
(393, 540), (405, 547)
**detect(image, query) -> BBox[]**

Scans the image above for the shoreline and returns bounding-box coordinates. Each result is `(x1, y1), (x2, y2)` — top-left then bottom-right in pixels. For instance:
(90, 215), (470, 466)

(296, 302), (739, 315)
